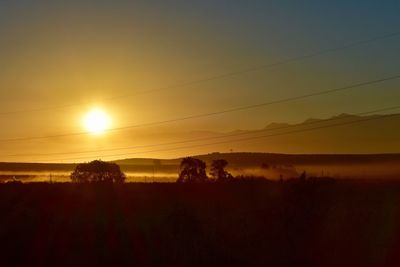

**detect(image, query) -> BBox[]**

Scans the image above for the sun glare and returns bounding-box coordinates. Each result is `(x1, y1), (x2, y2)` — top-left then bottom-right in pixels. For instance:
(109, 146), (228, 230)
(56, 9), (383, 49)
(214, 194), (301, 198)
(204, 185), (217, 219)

(83, 108), (111, 134)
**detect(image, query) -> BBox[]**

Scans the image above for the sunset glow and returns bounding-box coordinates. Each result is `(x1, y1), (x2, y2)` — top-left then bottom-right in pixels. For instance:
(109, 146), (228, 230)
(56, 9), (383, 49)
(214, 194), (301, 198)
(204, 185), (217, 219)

(83, 108), (111, 134)
(0, 1), (398, 163)
(1, 2), (400, 266)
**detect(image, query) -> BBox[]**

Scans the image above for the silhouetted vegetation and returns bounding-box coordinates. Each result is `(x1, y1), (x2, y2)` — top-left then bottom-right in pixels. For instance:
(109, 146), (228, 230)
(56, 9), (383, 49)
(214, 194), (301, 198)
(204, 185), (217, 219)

(299, 170), (307, 181)
(2, 153), (400, 182)
(0, 180), (398, 267)
(210, 159), (234, 182)
(177, 157), (208, 183)
(71, 160), (126, 184)
(234, 175), (270, 183)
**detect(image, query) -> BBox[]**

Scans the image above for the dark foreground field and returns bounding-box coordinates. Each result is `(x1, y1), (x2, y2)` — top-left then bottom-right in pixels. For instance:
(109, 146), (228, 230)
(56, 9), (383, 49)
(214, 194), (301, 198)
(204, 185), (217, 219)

(1, 181), (400, 267)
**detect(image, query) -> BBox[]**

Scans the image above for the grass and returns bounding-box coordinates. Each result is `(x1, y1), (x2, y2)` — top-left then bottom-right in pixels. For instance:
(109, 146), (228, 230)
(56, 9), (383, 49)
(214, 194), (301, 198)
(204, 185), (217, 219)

(0, 181), (399, 267)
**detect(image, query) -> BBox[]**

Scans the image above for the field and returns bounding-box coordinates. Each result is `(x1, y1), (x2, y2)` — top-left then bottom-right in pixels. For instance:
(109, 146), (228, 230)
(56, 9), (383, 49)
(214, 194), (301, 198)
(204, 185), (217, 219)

(1, 153), (400, 183)
(1, 180), (400, 267)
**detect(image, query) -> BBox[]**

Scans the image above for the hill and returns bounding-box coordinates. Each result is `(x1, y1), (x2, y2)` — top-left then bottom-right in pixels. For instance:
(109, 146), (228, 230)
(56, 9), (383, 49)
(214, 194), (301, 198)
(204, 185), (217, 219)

(113, 113), (400, 157)
(1, 152), (399, 181)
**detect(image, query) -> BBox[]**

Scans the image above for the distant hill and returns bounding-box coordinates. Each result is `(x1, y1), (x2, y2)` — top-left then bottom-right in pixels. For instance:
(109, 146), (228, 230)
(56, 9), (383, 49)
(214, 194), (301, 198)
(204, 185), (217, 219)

(213, 113), (400, 154)
(1, 113), (399, 179)
(190, 152), (400, 166)
(2, 153), (399, 171)
(111, 112), (400, 157)
(114, 152), (400, 167)
(2, 152), (399, 180)
(0, 162), (77, 172)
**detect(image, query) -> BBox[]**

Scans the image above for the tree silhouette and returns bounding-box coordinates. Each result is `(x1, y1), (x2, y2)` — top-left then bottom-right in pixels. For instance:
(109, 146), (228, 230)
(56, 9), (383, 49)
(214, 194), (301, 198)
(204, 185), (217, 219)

(71, 160), (126, 184)
(177, 157), (208, 183)
(210, 159), (233, 182)
(299, 171), (307, 181)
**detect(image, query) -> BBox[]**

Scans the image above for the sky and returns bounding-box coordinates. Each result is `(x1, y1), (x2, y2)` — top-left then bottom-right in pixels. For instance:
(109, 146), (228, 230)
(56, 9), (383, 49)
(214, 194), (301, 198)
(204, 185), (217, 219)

(0, 1), (399, 162)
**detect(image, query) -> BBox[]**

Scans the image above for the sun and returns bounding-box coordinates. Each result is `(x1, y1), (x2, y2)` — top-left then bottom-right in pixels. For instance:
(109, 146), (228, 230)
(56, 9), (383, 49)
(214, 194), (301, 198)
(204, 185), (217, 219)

(83, 108), (111, 134)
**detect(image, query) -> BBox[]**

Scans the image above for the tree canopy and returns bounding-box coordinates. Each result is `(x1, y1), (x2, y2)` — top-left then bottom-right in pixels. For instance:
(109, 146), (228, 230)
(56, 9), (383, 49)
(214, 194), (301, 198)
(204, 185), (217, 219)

(177, 157), (208, 183)
(71, 160), (126, 184)
(210, 159), (233, 182)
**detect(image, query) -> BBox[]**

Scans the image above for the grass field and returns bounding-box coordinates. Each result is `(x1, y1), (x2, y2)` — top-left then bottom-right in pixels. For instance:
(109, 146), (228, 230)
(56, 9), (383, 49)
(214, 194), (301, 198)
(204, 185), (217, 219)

(1, 180), (400, 267)
(1, 153), (400, 183)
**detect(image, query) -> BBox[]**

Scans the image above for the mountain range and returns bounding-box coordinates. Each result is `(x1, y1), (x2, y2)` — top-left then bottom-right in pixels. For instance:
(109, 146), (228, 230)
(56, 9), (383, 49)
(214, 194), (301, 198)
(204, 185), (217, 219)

(141, 112), (400, 156)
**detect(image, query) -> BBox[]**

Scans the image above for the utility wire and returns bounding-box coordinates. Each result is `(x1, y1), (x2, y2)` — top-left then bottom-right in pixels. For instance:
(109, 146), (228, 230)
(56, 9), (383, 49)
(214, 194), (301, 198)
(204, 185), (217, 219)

(1, 30), (400, 116)
(34, 111), (400, 163)
(4, 105), (400, 157)
(0, 73), (399, 143)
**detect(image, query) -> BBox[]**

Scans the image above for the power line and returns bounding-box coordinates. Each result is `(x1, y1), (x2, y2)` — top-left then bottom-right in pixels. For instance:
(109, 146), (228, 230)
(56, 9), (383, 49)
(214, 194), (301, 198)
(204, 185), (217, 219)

(1, 73), (399, 143)
(1, 30), (400, 116)
(34, 111), (400, 163)
(4, 105), (400, 158)
(1, 74), (399, 143)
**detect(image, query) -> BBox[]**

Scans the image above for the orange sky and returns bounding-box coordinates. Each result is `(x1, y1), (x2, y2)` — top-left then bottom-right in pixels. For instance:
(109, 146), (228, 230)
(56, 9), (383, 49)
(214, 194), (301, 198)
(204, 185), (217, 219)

(0, 1), (399, 162)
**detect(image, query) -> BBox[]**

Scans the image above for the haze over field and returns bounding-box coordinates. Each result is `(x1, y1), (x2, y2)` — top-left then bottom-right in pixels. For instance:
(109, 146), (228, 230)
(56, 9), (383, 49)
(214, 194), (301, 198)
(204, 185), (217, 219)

(1, 2), (400, 267)
(1, 152), (400, 183)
